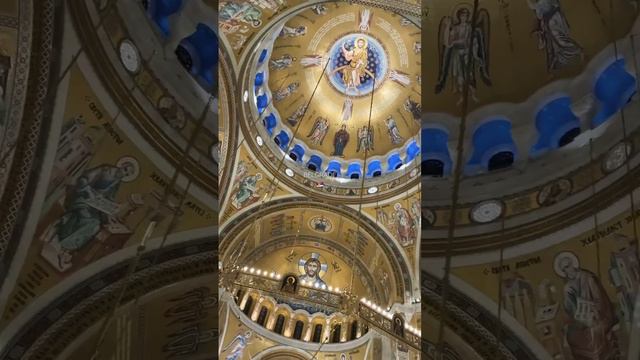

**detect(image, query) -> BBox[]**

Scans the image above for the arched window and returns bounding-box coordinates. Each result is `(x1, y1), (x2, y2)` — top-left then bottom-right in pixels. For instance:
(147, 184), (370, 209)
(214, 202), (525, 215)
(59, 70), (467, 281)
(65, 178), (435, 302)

(349, 321), (358, 340)
(257, 306), (268, 327)
(242, 296), (254, 316)
(331, 324), (342, 343)
(423, 159), (444, 177)
(235, 289), (244, 305)
(488, 151), (514, 171)
(293, 320), (304, 339)
(423, 127), (452, 177)
(274, 315), (286, 334)
(466, 119), (516, 174)
(312, 324), (323, 342)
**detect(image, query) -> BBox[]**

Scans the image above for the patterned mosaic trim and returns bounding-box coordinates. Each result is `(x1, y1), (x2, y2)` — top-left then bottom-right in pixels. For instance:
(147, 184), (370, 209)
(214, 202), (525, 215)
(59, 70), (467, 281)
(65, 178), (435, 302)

(0, 15), (18, 29)
(421, 271), (537, 360)
(1, 239), (216, 359)
(0, 0), (33, 198)
(0, 0), (55, 280)
(347, 0), (421, 18)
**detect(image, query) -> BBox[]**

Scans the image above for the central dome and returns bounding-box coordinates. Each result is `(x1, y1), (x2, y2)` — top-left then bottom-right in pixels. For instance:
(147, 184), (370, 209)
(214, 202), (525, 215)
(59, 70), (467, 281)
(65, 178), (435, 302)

(261, 3), (421, 176)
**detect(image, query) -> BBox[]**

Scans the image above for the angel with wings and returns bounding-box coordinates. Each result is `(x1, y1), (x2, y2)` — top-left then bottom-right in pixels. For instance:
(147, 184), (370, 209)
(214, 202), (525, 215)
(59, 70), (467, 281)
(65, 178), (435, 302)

(307, 117), (329, 146)
(435, 6), (492, 105)
(356, 125), (374, 153)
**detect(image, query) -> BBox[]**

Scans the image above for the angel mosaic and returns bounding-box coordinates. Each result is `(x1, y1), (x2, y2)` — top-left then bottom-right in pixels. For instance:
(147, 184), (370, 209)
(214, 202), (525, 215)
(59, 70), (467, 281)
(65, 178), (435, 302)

(287, 104), (307, 126)
(279, 25), (307, 38)
(435, 5), (492, 104)
(385, 116), (403, 145)
(311, 4), (327, 15)
(300, 55), (323, 67)
(527, 0), (583, 72)
(341, 98), (353, 122)
(274, 82), (299, 101)
(306, 117), (329, 145)
(403, 97), (421, 123)
(270, 54), (296, 70)
(359, 8), (372, 32)
(389, 69), (411, 87)
(356, 125), (374, 153)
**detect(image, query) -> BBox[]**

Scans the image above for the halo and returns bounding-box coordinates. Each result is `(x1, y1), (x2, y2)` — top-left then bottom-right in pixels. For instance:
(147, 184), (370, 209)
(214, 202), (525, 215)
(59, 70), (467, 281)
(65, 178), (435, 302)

(354, 36), (368, 48)
(116, 156), (140, 183)
(308, 215), (333, 233)
(298, 252), (328, 278)
(553, 251), (579, 278)
(451, 2), (473, 17)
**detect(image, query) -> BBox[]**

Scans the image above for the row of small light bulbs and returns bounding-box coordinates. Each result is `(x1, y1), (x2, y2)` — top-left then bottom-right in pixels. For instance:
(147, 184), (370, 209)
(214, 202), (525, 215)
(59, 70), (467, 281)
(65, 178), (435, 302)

(240, 266), (342, 294)
(299, 279), (342, 293)
(242, 266), (282, 280)
(359, 298), (422, 337)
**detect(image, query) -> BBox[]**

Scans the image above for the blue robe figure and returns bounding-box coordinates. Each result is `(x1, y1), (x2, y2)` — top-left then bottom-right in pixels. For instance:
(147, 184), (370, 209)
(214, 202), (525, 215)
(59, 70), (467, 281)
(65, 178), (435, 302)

(50, 161), (135, 270)
(332, 125), (350, 157)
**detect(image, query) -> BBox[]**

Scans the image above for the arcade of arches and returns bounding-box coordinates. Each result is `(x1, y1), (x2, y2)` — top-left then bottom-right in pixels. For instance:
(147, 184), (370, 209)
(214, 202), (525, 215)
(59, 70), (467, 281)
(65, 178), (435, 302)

(0, 0), (638, 360)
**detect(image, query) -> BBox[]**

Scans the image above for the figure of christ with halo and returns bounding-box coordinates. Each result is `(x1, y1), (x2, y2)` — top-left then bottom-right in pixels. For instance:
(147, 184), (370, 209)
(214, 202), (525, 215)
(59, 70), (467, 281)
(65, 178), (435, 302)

(332, 37), (374, 95)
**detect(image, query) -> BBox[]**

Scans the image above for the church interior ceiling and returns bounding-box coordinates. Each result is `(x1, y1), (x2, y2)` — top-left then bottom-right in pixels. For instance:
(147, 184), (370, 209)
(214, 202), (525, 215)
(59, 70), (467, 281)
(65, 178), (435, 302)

(0, 0), (638, 359)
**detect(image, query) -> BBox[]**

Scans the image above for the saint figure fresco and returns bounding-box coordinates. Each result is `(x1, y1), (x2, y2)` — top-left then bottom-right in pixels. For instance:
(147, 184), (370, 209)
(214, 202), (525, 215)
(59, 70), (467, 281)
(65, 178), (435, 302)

(528, 0), (583, 71)
(554, 252), (620, 360)
(270, 54), (296, 70)
(385, 116), (403, 144)
(356, 125), (374, 153)
(222, 331), (252, 360)
(332, 125), (350, 157)
(40, 157), (140, 271)
(274, 82), (299, 102)
(390, 203), (416, 246)
(435, 6), (491, 104)
(231, 171), (263, 209)
(279, 25), (307, 38)
(306, 117), (329, 145)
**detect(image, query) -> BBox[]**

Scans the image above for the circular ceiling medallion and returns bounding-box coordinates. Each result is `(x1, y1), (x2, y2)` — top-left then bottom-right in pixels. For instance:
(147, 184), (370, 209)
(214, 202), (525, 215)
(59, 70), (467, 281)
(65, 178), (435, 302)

(470, 200), (504, 224)
(537, 178), (572, 207)
(327, 33), (388, 97)
(118, 39), (141, 74)
(309, 215), (333, 233)
(422, 207), (436, 227)
(603, 142), (632, 173)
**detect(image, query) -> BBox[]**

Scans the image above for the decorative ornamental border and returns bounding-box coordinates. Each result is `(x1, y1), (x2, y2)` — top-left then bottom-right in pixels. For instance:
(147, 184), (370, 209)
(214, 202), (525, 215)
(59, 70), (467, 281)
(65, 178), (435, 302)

(0, 0), (58, 285)
(0, 239), (216, 359)
(421, 271), (537, 360)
